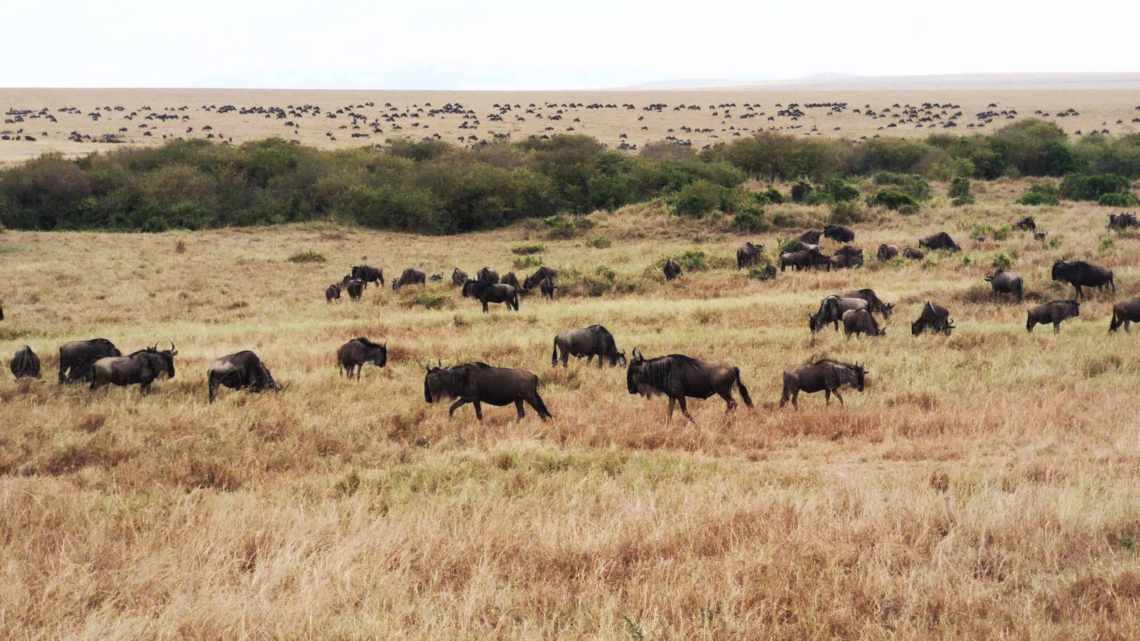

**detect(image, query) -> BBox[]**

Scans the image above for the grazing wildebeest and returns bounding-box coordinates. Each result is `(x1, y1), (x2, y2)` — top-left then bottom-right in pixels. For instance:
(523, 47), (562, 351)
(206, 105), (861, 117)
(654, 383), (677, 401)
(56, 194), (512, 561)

(779, 360), (866, 409)
(1014, 216), (1037, 231)
(1108, 213), (1138, 229)
(625, 349), (752, 424)
(824, 224), (855, 243)
(207, 351), (281, 403)
(58, 338), (121, 384)
(325, 283), (341, 302)
(552, 324), (625, 368)
(911, 302), (954, 336)
(841, 289), (893, 318)
(392, 268), (426, 291)
(337, 337), (387, 378)
(877, 244), (899, 261)
(1108, 298), (1140, 332)
(1051, 260), (1115, 299)
(1026, 300), (1080, 334)
(985, 270), (1024, 302)
(842, 309), (885, 337)
(9, 345), (40, 379)
(476, 267), (499, 285)
(539, 277), (556, 300)
(919, 232), (961, 252)
(463, 280), (520, 312)
(902, 247), (925, 260)
(831, 248), (863, 269)
(351, 264), (384, 287)
(781, 240), (819, 254)
(502, 272), (520, 289)
(91, 344), (177, 393)
(798, 229), (823, 244)
(780, 248), (831, 272)
(810, 296), (869, 333)
(663, 259), (682, 281)
(424, 362), (552, 421)
(344, 278), (365, 301)
(452, 268), (469, 287)
(523, 266), (558, 292)
(736, 242), (762, 269)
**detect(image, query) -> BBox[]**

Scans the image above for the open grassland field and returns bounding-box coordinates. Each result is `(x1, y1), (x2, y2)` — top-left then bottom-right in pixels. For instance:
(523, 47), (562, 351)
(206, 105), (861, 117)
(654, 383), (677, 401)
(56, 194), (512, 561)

(2, 88), (1140, 165)
(2, 180), (1140, 640)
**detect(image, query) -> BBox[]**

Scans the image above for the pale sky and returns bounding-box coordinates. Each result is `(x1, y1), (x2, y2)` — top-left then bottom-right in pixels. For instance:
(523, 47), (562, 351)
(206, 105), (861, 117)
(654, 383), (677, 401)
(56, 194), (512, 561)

(3, 0), (1137, 89)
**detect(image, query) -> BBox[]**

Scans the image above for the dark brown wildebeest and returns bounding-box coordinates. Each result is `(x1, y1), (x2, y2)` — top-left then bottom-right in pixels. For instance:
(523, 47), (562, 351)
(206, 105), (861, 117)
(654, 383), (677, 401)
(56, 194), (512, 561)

(424, 362), (552, 421)
(58, 338), (121, 384)
(392, 268), (426, 291)
(91, 344), (177, 394)
(663, 259), (682, 281)
(325, 283), (341, 302)
(824, 224), (855, 243)
(780, 248), (831, 272)
(344, 278), (365, 301)
(877, 244), (899, 261)
(539, 277), (556, 300)
(463, 280), (520, 312)
(912, 302), (954, 335)
(842, 288), (893, 318)
(781, 240), (819, 254)
(903, 247), (925, 260)
(0, 303), (4, 321)
(552, 325), (625, 367)
(985, 270), (1024, 302)
(1108, 213), (1138, 229)
(337, 337), (387, 378)
(919, 232), (961, 252)
(625, 349), (752, 424)
(831, 246), (863, 269)
(351, 264), (384, 287)
(502, 272), (520, 289)
(10, 345), (40, 379)
(810, 296), (869, 333)
(523, 266), (558, 291)
(452, 268), (469, 287)
(798, 229), (822, 244)
(476, 267), (499, 285)
(737, 242), (762, 269)
(1027, 300), (1080, 333)
(779, 360), (866, 409)
(207, 351), (281, 403)
(842, 309), (885, 337)
(1108, 298), (1140, 332)
(1014, 216), (1037, 231)
(1051, 260), (1115, 299)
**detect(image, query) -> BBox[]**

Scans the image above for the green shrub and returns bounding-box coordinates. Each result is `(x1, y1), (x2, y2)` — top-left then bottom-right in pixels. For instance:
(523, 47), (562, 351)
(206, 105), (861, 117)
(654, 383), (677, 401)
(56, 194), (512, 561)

(674, 250), (708, 272)
(790, 182), (813, 203)
(670, 179), (731, 217)
(823, 178), (860, 202)
(543, 215), (594, 239)
(992, 252), (1014, 271)
(753, 187), (784, 204)
(869, 189), (918, 211)
(1017, 182), (1061, 206)
(828, 201), (865, 225)
(513, 255), (542, 270)
(1097, 192), (1139, 207)
(749, 264), (777, 281)
(731, 206), (769, 233)
(586, 236), (612, 249)
(287, 250), (326, 264)
(949, 177), (973, 205)
(1061, 174), (1132, 201)
(872, 172), (931, 200)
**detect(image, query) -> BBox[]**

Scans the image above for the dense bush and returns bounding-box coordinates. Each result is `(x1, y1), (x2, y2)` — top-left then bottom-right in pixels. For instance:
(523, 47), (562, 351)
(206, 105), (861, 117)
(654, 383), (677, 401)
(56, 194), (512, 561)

(731, 206), (768, 233)
(872, 172), (931, 200)
(669, 179), (738, 217)
(1017, 183), (1061, 206)
(869, 189), (918, 211)
(1060, 174), (1133, 201)
(949, 177), (974, 206)
(823, 177), (860, 202)
(1097, 192), (1139, 207)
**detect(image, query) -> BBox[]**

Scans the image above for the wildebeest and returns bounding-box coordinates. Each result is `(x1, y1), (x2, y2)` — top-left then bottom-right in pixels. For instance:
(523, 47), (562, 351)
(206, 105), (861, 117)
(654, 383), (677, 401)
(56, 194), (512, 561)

(1026, 300), (1080, 333)
(841, 288), (893, 318)
(392, 268), (426, 291)
(325, 283), (341, 302)
(58, 338), (121, 384)
(902, 247), (925, 260)
(779, 360), (866, 409)
(539, 277), (556, 300)
(452, 268), (469, 287)
(919, 232), (961, 252)
(552, 324), (625, 368)
(985, 269), (1024, 302)
(810, 296), (869, 333)
(831, 246), (863, 269)
(337, 337), (387, 378)
(501, 272), (520, 289)
(798, 229), (822, 244)
(344, 278), (365, 301)
(207, 351), (281, 403)
(1108, 213), (1138, 229)
(523, 266), (558, 291)
(9, 345), (40, 379)
(663, 259), (682, 281)
(824, 224), (855, 243)
(476, 267), (499, 285)
(1108, 298), (1140, 332)
(780, 248), (831, 272)
(1051, 260), (1115, 299)
(625, 349), (752, 424)
(0, 304), (4, 321)
(877, 244), (899, 261)
(911, 302), (954, 336)
(1014, 216), (1037, 231)
(424, 362), (551, 421)
(781, 240), (819, 254)
(736, 242), (762, 269)
(463, 280), (520, 312)
(351, 264), (384, 287)
(91, 344), (177, 393)
(842, 309), (885, 337)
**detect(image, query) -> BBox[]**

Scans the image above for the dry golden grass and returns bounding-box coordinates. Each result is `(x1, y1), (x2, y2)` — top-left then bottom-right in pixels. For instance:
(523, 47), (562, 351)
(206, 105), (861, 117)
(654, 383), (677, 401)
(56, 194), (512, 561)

(1, 180), (1139, 639)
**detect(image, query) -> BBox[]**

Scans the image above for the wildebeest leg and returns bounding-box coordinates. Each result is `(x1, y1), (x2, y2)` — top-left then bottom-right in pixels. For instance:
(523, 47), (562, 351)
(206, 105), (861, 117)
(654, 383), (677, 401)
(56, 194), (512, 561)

(677, 396), (696, 424)
(718, 388), (737, 413)
(356, 365), (363, 380)
(825, 388), (831, 405)
(515, 399), (525, 419)
(833, 388), (845, 406)
(666, 397), (675, 424)
(481, 300), (489, 313)
(448, 398), (470, 417)
(1054, 322), (1061, 334)
(474, 401), (483, 420)
(527, 393), (552, 420)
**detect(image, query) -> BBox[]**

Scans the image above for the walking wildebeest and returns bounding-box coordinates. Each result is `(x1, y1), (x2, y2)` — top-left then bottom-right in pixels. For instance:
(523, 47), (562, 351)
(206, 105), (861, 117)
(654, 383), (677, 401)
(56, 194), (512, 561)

(1051, 260), (1115, 299)
(810, 296), (869, 333)
(463, 280), (520, 312)
(737, 242), (762, 269)
(798, 229), (822, 244)
(539, 277), (556, 300)
(1108, 298), (1140, 332)
(351, 264), (384, 287)
(842, 289), (894, 317)
(9, 345), (40, 379)
(337, 337), (387, 378)
(58, 338), (121, 384)
(985, 270), (1024, 302)
(1014, 216), (1037, 231)
(452, 268), (469, 287)
(842, 309), (885, 337)
(663, 259), (682, 281)
(325, 283), (341, 302)
(625, 349), (752, 424)
(911, 302), (954, 336)
(207, 351), (281, 403)
(1108, 213), (1138, 229)
(424, 362), (552, 421)
(779, 360), (866, 409)
(824, 224), (855, 243)
(523, 266), (558, 292)
(502, 272), (520, 289)
(392, 268), (426, 291)
(91, 344), (177, 394)
(345, 278), (365, 301)
(919, 232), (961, 252)
(877, 244), (899, 261)
(1026, 300), (1080, 333)
(552, 324), (625, 368)
(780, 248), (831, 272)
(902, 247), (925, 260)
(476, 267), (499, 285)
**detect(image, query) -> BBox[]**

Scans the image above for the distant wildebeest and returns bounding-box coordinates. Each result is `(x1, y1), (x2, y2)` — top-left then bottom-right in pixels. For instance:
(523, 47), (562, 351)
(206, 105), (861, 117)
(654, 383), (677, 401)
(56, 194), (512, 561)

(780, 248), (831, 272)
(463, 280), (520, 312)
(392, 268), (426, 291)
(1026, 300), (1080, 334)
(842, 308), (885, 338)
(824, 224), (855, 243)
(452, 268), (469, 287)
(325, 283), (341, 302)
(779, 360), (866, 409)
(912, 302), (954, 336)
(1051, 260), (1115, 299)
(663, 259), (682, 281)
(58, 338), (121, 384)
(0, 303), (4, 321)
(1108, 298), (1140, 332)
(207, 351), (281, 403)
(831, 246), (863, 269)
(337, 337), (387, 378)
(501, 272), (520, 289)
(781, 240), (819, 254)
(538, 277), (556, 300)
(351, 264), (384, 287)
(1014, 216), (1037, 231)
(344, 278), (365, 301)
(810, 296), (869, 333)
(842, 288), (894, 318)
(985, 269), (1024, 302)
(9, 345), (40, 379)
(424, 362), (552, 421)
(877, 244), (899, 261)
(625, 349), (752, 424)
(523, 266), (558, 292)
(552, 324), (625, 368)
(902, 247), (925, 260)
(919, 232), (961, 252)
(736, 242), (762, 269)
(91, 344), (177, 394)
(798, 229), (823, 244)
(476, 267), (499, 285)
(1108, 213), (1138, 229)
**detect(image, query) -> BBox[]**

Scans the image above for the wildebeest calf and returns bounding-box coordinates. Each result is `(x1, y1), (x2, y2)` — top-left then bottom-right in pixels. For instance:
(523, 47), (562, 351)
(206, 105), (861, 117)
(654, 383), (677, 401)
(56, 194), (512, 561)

(1026, 300), (1079, 333)
(877, 244), (899, 261)
(325, 283), (341, 302)
(663, 259), (682, 281)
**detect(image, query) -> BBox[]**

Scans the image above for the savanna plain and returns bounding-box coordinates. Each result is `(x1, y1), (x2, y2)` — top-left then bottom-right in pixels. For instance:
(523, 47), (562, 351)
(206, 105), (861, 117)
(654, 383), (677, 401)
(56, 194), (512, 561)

(1, 180), (1139, 640)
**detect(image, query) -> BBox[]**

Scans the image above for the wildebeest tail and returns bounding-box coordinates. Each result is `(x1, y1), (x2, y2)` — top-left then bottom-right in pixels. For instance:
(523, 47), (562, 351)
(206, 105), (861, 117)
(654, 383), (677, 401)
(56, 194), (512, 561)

(734, 367), (753, 407)
(532, 392), (553, 420)
(551, 338), (559, 367)
(423, 377), (433, 403)
(1109, 307), (1122, 332)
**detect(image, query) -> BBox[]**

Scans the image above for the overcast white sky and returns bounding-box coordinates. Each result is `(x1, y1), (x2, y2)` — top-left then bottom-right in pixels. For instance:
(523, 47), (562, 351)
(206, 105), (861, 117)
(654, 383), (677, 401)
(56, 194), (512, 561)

(3, 0), (1137, 89)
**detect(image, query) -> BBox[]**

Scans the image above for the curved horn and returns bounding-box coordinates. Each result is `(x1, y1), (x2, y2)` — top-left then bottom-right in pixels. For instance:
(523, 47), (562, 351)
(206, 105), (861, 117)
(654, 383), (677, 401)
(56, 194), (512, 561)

(170, 341), (177, 355)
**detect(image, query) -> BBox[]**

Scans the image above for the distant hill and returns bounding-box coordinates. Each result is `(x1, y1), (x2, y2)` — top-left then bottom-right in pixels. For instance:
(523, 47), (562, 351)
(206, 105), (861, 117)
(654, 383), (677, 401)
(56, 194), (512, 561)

(622, 72), (1140, 91)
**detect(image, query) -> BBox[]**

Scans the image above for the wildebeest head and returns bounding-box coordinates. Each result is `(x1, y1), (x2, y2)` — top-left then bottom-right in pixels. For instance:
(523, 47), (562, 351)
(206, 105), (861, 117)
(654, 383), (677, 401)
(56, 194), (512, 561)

(423, 361), (463, 402)
(133, 342), (178, 380)
(625, 348), (647, 395)
(849, 363), (867, 391)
